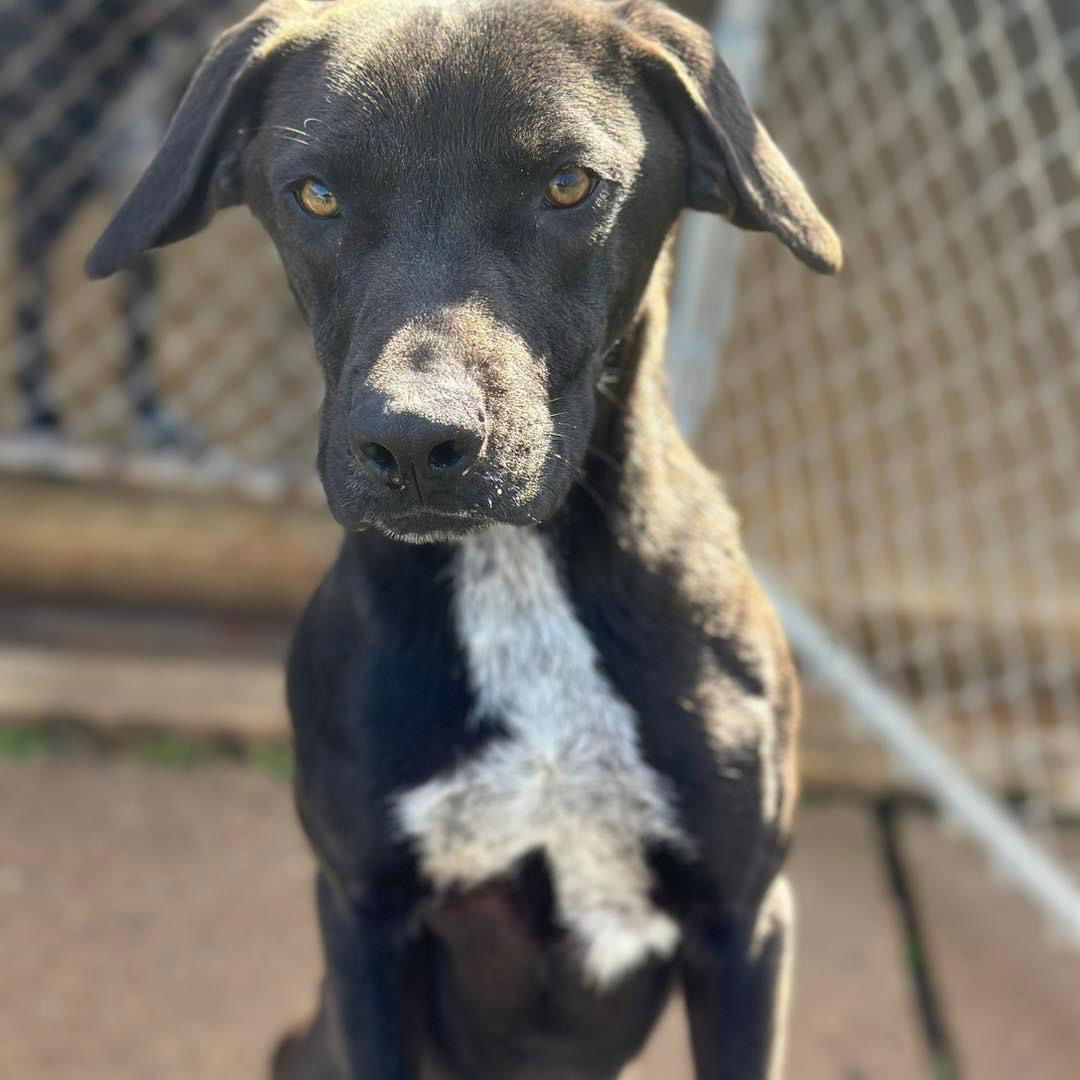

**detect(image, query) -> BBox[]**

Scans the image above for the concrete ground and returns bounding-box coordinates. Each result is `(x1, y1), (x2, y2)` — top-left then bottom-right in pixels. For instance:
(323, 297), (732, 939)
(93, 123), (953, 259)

(2, 756), (1079, 1079)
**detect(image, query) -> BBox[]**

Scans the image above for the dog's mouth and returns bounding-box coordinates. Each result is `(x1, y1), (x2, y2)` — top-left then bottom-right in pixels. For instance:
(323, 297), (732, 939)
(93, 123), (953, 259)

(367, 508), (495, 545)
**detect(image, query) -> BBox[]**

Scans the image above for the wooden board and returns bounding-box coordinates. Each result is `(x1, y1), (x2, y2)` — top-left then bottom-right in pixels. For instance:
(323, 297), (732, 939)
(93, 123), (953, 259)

(0, 604), (289, 739)
(0, 475), (336, 615)
(0, 643), (288, 740)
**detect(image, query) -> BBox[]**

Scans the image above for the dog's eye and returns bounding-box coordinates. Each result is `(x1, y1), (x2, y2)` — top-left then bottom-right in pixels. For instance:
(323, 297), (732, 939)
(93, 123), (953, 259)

(545, 166), (595, 209)
(296, 178), (340, 218)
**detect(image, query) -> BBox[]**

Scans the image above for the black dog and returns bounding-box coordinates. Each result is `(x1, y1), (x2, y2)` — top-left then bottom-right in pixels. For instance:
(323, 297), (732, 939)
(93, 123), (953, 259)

(1, 0), (233, 440)
(88, 1), (841, 1076)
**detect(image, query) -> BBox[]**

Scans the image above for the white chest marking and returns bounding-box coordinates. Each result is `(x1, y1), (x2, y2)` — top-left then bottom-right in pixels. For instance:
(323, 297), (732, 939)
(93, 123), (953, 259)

(395, 527), (688, 987)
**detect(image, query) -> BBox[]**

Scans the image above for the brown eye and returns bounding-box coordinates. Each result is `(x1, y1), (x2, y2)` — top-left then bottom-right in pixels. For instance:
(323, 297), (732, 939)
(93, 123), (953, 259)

(545, 166), (594, 208)
(296, 178), (340, 218)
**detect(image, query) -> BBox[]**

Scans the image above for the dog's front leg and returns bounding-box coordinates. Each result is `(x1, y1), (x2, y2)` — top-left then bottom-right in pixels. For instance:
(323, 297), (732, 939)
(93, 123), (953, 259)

(316, 870), (418, 1080)
(680, 876), (794, 1080)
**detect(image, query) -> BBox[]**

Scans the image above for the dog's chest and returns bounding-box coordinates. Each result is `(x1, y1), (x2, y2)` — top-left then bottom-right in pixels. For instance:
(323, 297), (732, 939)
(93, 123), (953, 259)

(395, 527), (687, 986)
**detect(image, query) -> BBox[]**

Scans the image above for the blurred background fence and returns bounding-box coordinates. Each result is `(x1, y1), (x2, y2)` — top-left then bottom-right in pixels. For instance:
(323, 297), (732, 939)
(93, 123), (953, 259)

(0, 0), (319, 494)
(690, 0), (1080, 936)
(1, 0), (1078, 949)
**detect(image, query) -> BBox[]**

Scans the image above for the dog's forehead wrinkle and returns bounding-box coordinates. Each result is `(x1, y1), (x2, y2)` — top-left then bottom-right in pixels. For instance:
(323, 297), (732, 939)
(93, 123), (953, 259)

(286, 0), (644, 186)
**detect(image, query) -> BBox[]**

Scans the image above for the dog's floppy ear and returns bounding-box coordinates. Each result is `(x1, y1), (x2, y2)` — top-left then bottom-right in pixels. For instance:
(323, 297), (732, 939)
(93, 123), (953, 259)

(86, 5), (288, 279)
(618, 1), (842, 273)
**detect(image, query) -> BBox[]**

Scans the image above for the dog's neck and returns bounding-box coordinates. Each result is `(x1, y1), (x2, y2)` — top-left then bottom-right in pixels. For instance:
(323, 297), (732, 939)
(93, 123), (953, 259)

(581, 253), (681, 510)
(552, 244), (713, 562)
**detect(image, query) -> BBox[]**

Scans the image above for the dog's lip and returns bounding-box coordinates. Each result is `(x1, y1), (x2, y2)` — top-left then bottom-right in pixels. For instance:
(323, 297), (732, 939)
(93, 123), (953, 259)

(365, 507), (496, 538)
(379, 507), (487, 525)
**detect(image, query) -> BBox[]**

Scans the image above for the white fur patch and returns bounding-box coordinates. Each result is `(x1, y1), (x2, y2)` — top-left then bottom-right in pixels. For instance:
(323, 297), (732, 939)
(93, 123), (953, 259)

(395, 526), (688, 987)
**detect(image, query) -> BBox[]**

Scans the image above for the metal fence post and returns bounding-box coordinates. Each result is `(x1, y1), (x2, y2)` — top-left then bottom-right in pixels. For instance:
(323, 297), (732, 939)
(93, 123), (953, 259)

(668, 0), (771, 438)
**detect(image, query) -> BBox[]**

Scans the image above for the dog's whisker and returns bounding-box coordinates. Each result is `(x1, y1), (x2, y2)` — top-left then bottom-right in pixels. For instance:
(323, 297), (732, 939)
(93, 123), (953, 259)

(584, 444), (624, 474)
(272, 124), (317, 141)
(573, 475), (618, 525)
(545, 448), (617, 525)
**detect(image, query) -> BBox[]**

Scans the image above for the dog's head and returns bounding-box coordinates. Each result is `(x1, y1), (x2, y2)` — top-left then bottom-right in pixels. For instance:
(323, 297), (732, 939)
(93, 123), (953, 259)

(88, 0), (840, 542)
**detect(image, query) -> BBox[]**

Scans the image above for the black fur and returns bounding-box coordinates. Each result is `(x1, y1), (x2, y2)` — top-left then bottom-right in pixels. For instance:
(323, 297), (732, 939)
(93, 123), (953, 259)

(88, 2), (840, 1077)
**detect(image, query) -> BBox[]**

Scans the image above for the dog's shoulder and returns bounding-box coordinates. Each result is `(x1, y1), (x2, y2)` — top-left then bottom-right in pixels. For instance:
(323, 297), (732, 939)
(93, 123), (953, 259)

(643, 445), (799, 800)
(573, 422), (797, 727)
(559, 430), (800, 860)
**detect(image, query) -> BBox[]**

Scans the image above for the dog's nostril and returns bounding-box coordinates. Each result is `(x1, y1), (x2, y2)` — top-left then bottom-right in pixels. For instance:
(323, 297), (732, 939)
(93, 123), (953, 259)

(359, 442), (396, 475)
(428, 440), (467, 474)
(352, 411), (481, 490)
(357, 441), (402, 486)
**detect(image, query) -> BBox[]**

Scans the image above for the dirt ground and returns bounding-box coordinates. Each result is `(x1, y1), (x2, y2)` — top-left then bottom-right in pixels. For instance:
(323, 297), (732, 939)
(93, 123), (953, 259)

(2, 755), (1079, 1079)
(0, 757), (922, 1080)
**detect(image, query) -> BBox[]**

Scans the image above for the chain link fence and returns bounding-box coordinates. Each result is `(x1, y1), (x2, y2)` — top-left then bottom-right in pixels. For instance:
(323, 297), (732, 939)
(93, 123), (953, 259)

(693, 0), (1080, 922)
(0, 0), (320, 498)
(1, 0), (1078, 926)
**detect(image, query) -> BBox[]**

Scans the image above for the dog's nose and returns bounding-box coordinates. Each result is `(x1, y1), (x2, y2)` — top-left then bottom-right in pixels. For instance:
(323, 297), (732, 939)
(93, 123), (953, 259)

(350, 404), (484, 492)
